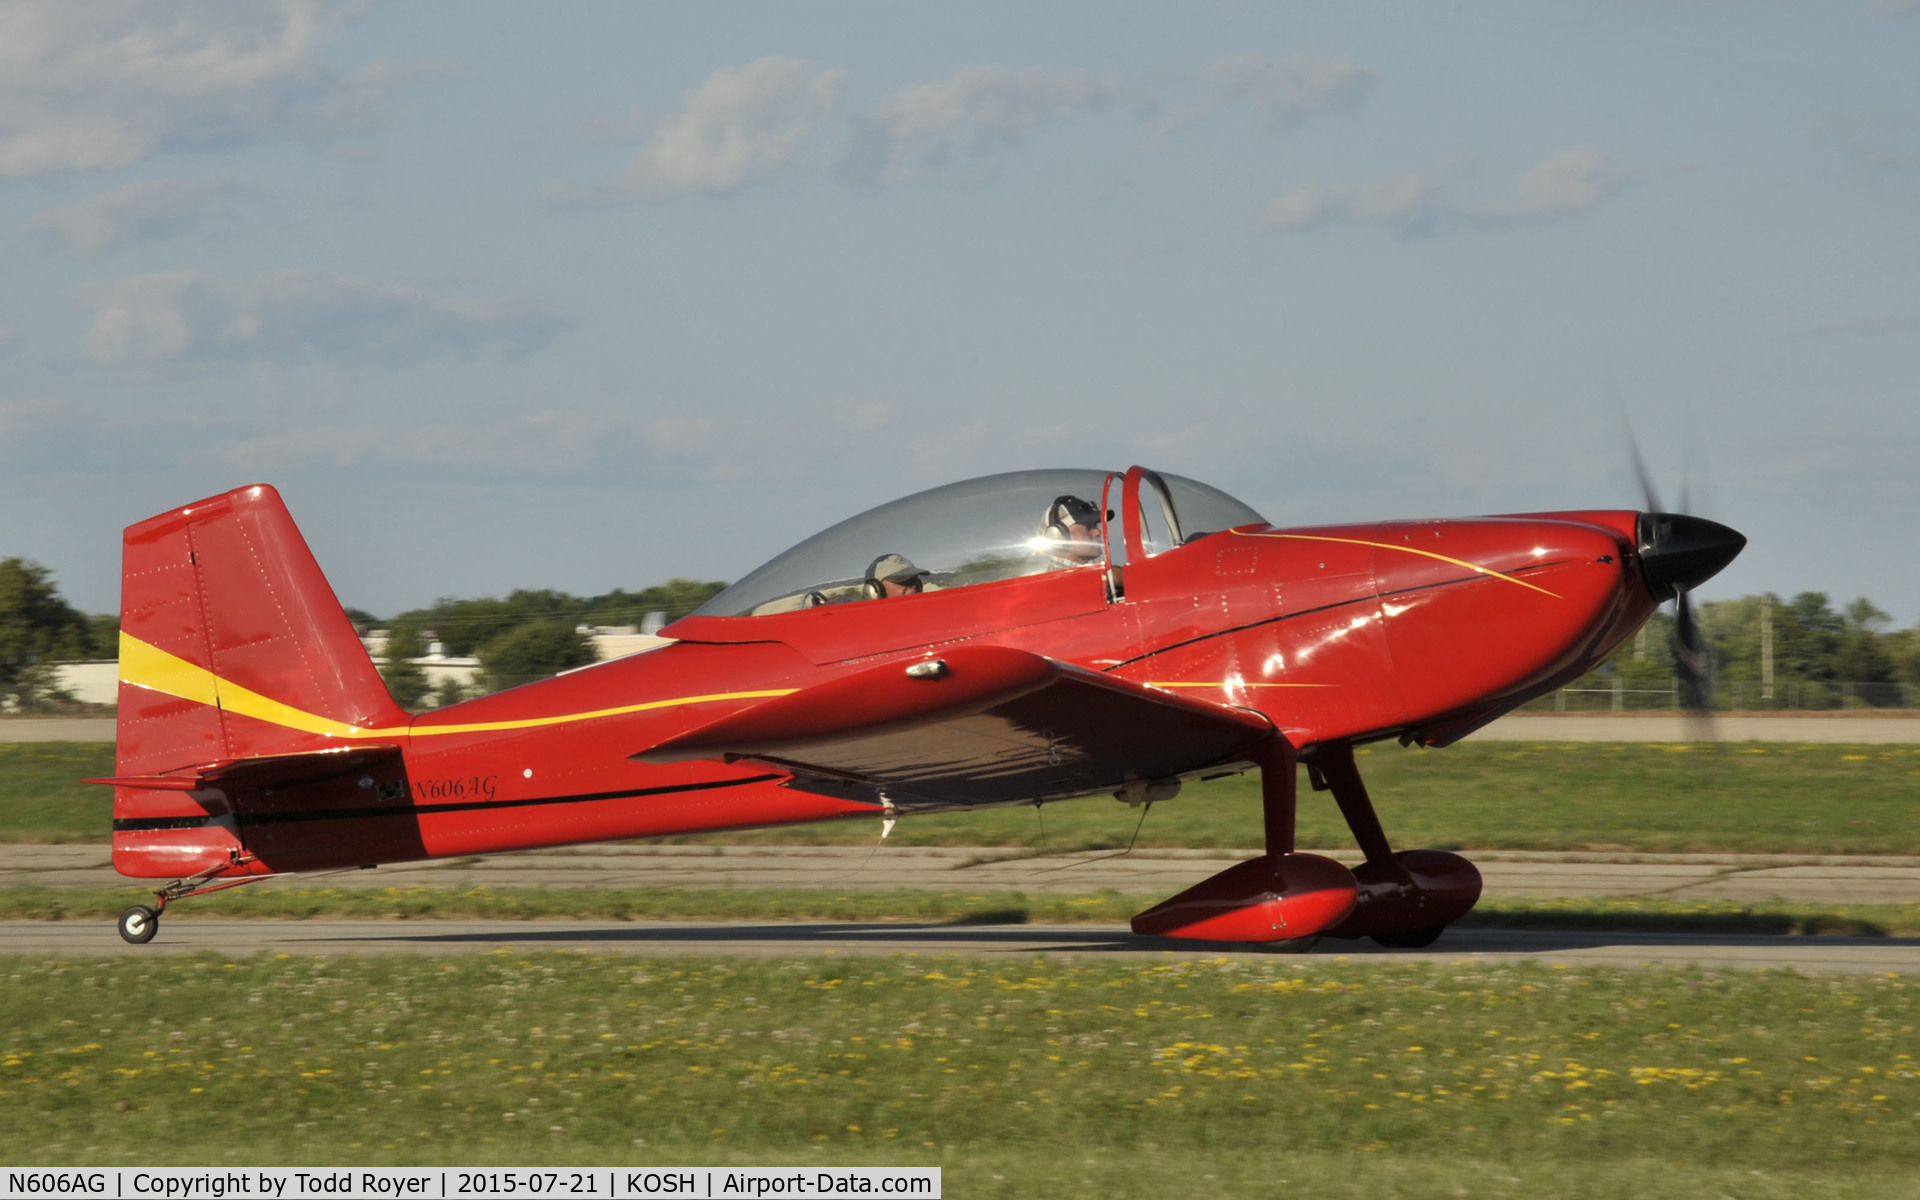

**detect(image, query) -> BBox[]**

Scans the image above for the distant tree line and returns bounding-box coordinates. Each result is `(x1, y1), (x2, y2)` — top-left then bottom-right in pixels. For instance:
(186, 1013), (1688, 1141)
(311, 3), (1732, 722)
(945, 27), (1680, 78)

(0, 558), (120, 712)
(367, 581), (727, 710)
(1553, 592), (1920, 710)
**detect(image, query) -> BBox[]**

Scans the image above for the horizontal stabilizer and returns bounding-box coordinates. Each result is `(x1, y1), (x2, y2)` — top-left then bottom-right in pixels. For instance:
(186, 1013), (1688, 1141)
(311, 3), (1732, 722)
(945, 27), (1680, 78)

(635, 645), (1274, 809)
(90, 745), (403, 794)
(87, 774), (203, 792)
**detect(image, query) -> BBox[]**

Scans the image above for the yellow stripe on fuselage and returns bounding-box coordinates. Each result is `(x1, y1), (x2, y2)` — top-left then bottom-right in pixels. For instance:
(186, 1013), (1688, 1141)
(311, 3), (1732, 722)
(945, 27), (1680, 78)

(116, 632), (795, 740)
(408, 688), (800, 737)
(1232, 530), (1561, 599)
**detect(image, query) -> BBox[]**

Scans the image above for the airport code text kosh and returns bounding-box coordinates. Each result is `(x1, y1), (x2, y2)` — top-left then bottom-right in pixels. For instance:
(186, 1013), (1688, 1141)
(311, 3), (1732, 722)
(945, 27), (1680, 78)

(4, 1172), (938, 1200)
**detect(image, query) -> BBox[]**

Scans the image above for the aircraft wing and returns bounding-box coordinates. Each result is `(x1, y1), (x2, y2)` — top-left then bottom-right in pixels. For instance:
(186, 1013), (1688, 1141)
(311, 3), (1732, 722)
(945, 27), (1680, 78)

(633, 645), (1274, 809)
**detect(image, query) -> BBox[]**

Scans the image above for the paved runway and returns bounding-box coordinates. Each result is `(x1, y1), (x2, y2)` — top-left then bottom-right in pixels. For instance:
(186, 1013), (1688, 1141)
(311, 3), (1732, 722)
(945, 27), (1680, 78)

(13, 843), (1920, 904)
(0, 718), (117, 741)
(4, 917), (1914, 973)
(14, 842), (1917, 973)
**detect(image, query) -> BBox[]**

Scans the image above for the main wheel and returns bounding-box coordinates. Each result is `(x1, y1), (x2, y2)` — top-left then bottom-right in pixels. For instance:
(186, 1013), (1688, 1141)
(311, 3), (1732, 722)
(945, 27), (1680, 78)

(117, 905), (159, 945)
(1371, 925), (1445, 949)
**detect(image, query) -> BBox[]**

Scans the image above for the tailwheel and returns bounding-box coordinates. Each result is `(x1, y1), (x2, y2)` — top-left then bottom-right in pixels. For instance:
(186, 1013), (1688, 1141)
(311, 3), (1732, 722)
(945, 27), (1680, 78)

(1262, 935), (1322, 954)
(1370, 925), (1446, 949)
(117, 905), (160, 945)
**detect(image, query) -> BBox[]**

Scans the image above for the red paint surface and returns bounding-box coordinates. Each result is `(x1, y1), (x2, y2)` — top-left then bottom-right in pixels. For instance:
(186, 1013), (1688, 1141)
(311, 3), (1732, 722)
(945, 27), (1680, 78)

(1129, 853), (1360, 941)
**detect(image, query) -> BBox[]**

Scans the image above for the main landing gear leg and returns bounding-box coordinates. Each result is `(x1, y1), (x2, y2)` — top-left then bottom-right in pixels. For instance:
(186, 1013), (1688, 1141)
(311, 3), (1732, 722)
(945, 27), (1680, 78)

(1316, 742), (1482, 948)
(1260, 738), (1298, 858)
(117, 854), (265, 945)
(1253, 741), (1322, 952)
(1319, 742), (1394, 868)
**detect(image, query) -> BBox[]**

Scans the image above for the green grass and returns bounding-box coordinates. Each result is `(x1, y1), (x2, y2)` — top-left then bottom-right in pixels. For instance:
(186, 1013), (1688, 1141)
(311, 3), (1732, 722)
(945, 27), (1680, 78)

(4, 885), (1917, 938)
(0, 743), (113, 842)
(2, 954), (1916, 1197)
(693, 740), (1920, 855)
(9, 740), (1920, 854)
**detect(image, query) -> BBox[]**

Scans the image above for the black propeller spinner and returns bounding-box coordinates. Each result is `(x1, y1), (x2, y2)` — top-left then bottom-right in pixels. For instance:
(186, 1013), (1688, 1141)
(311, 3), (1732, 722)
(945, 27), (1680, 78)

(1636, 511), (1747, 604)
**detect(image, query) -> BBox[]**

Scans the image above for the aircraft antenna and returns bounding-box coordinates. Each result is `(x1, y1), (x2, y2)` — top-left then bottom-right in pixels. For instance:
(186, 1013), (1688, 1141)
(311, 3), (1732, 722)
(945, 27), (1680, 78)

(1033, 801), (1154, 874)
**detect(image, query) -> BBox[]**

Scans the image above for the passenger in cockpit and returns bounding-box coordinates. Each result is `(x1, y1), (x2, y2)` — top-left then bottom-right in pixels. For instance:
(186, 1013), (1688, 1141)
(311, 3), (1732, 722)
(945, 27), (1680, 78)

(865, 553), (929, 599)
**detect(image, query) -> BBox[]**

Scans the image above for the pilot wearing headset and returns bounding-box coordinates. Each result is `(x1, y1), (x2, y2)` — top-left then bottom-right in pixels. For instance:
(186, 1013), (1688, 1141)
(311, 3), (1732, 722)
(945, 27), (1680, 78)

(864, 553), (930, 599)
(1042, 495), (1107, 566)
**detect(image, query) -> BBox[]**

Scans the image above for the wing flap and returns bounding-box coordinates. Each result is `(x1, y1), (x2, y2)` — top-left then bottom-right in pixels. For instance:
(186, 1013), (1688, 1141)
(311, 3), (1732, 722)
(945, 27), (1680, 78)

(634, 645), (1273, 808)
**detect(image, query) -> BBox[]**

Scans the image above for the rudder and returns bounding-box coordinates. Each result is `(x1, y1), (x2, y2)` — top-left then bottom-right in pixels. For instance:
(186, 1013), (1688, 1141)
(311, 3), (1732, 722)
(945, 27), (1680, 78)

(112, 484), (410, 877)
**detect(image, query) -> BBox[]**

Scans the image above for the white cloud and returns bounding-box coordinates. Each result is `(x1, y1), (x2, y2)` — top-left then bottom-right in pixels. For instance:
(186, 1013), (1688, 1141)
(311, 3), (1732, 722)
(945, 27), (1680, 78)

(1204, 51), (1376, 128)
(1138, 102), (1212, 153)
(839, 65), (1120, 188)
(318, 57), (452, 134)
(546, 58), (845, 204)
(23, 177), (230, 254)
(1143, 51), (1376, 149)
(575, 105), (655, 147)
(0, 2), (429, 181)
(1466, 144), (1634, 223)
(76, 270), (568, 367)
(1263, 146), (1632, 233)
(1263, 159), (1465, 232)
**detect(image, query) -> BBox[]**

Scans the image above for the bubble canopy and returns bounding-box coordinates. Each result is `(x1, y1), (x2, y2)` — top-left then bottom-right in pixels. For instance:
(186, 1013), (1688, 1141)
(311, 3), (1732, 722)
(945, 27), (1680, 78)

(693, 468), (1267, 619)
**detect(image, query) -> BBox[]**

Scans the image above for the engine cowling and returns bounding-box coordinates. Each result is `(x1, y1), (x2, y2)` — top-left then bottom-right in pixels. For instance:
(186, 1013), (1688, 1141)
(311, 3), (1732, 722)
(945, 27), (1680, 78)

(1131, 853), (1358, 942)
(1321, 849), (1482, 940)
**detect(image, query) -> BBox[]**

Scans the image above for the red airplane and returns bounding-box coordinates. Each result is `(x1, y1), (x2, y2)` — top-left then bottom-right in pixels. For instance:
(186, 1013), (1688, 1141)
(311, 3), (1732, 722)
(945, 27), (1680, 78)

(94, 467), (1743, 946)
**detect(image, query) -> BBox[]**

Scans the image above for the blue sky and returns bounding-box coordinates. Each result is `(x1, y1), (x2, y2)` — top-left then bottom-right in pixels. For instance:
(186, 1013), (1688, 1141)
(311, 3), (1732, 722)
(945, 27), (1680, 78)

(2, 1), (1917, 621)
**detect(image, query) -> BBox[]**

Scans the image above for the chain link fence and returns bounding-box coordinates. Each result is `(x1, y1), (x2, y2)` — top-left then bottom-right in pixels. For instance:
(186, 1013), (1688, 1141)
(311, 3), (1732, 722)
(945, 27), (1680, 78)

(1525, 678), (1918, 712)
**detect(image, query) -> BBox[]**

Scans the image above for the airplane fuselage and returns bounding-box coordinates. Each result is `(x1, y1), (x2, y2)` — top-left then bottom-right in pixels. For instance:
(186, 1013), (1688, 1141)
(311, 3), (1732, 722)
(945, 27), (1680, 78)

(113, 510), (1652, 880)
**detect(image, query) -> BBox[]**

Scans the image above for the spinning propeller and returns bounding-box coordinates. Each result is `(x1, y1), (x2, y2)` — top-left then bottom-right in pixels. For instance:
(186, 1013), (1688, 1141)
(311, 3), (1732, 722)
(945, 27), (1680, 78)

(1624, 425), (1746, 721)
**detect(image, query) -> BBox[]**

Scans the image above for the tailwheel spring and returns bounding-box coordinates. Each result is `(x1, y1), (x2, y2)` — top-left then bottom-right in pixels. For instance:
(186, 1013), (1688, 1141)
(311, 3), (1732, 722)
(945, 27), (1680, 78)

(116, 853), (264, 945)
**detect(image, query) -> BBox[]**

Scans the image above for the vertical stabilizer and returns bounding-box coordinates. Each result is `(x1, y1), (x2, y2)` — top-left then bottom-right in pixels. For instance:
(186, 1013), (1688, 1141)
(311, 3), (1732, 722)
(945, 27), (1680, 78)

(113, 484), (409, 876)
